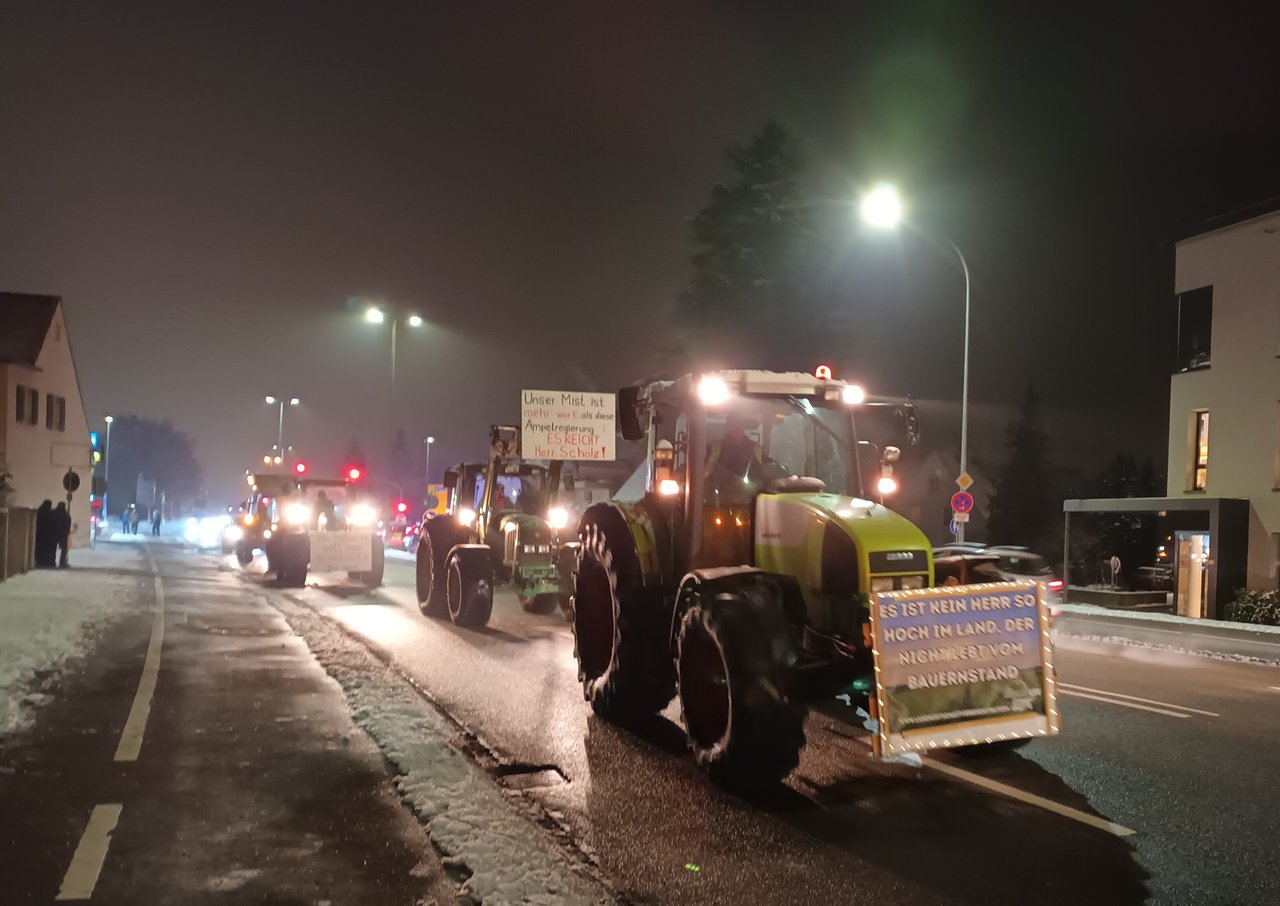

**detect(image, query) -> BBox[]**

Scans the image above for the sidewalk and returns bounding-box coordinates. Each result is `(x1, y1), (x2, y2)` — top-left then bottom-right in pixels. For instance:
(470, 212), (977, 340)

(1052, 602), (1280, 664)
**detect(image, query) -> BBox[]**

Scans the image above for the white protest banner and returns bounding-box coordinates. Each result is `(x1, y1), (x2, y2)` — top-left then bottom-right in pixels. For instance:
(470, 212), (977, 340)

(521, 390), (616, 461)
(308, 531), (374, 573)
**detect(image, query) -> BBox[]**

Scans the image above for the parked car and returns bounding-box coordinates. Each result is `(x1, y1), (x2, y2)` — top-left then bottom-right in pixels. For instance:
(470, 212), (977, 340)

(932, 543), (1065, 596)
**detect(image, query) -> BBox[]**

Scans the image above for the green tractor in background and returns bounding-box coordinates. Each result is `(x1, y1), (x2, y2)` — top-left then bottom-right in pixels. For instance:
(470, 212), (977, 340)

(570, 369), (949, 786)
(415, 425), (577, 626)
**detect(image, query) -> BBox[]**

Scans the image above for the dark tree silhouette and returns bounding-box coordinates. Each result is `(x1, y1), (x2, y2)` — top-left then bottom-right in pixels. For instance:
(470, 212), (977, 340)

(104, 415), (201, 514)
(985, 384), (1054, 551)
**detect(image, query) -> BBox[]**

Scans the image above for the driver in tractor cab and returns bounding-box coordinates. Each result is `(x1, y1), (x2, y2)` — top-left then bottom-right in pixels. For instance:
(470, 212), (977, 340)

(313, 489), (338, 529)
(705, 413), (788, 494)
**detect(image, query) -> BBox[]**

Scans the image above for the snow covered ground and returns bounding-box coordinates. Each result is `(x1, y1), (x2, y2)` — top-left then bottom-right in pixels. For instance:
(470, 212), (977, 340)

(0, 543), (145, 734)
(268, 593), (611, 906)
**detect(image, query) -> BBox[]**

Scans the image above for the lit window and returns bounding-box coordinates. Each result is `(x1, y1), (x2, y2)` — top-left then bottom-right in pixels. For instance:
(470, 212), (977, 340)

(1191, 410), (1209, 490)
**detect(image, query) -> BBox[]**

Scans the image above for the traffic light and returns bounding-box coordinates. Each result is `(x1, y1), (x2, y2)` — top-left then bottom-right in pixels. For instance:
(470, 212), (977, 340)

(294, 461), (308, 475)
(346, 466), (363, 482)
(89, 431), (103, 464)
(395, 500), (408, 514)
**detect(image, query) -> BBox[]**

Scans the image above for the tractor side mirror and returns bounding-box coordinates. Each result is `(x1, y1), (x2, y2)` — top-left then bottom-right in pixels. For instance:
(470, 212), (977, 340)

(442, 469), (459, 490)
(618, 385), (645, 441)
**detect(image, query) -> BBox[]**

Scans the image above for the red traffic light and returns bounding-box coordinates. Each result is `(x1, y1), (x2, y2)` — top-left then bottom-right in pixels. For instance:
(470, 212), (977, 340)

(346, 466), (363, 481)
(294, 461), (308, 475)
(395, 500), (408, 514)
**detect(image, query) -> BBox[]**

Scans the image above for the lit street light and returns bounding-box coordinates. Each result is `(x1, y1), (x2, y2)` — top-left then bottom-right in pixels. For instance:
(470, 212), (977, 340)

(356, 301), (424, 461)
(860, 182), (974, 542)
(103, 415), (114, 517)
(265, 396), (300, 469)
(423, 435), (435, 503)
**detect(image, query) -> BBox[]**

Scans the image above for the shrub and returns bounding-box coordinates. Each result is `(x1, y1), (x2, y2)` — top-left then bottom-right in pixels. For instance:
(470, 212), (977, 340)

(1224, 588), (1280, 626)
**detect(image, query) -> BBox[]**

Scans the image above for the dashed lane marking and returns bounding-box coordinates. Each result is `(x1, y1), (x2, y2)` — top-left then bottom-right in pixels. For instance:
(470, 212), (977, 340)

(114, 549), (165, 762)
(1059, 689), (1191, 718)
(55, 804), (122, 900)
(1058, 682), (1219, 717)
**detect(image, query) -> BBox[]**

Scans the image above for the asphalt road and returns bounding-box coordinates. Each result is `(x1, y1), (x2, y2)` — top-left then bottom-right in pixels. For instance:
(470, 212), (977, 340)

(272, 551), (1280, 906)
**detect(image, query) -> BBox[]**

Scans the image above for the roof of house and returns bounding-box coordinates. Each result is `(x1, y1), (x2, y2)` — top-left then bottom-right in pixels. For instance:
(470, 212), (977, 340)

(0, 292), (61, 365)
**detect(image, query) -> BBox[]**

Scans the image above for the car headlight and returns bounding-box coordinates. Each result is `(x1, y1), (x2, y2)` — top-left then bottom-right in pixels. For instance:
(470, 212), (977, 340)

(457, 508), (477, 527)
(547, 506), (570, 530)
(284, 502), (312, 526)
(349, 503), (377, 527)
(870, 577), (895, 593)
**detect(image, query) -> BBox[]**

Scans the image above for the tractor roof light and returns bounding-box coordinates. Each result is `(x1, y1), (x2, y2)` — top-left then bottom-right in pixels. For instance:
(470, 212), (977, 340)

(696, 375), (732, 406)
(842, 384), (866, 405)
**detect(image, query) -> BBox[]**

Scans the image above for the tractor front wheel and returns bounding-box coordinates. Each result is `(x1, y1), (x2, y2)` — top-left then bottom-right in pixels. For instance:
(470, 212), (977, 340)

(447, 546), (494, 628)
(676, 577), (806, 788)
(415, 526), (451, 618)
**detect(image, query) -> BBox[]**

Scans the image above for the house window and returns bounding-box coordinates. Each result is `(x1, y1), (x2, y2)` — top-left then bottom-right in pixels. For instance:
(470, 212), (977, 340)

(45, 394), (54, 429)
(928, 469), (941, 493)
(1176, 286), (1212, 372)
(1191, 410), (1209, 490)
(56, 396), (66, 432)
(26, 388), (38, 425)
(15, 384), (26, 423)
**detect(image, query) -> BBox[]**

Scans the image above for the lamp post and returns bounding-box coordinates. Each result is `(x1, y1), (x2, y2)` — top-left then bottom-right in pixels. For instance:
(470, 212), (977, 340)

(103, 415), (114, 517)
(860, 183), (973, 542)
(360, 303), (424, 459)
(264, 396), (300, 468)
(423, 435), (435, 503)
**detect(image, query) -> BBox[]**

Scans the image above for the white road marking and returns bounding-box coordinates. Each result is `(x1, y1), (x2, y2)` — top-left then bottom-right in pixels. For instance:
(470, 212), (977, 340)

(1059, 682), (1219, 717)
(115, 552), (165, 762)
(923, 758), (1136, 837)
(55, 803), (123, 900)
(1060, 689), (1190, 718)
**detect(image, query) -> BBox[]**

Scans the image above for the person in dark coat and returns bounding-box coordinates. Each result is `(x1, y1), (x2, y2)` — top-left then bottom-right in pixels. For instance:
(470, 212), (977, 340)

(151, 507), (162, 537)
(53, 501), (72, 568)
(34, 500), (56, 568)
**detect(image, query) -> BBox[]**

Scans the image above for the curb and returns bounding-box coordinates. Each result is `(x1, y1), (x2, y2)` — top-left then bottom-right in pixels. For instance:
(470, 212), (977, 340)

(1052, 603), (1280, 664)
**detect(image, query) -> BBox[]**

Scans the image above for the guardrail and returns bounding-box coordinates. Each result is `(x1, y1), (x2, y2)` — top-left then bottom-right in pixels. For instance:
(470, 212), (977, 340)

(0, 507), (37, 581)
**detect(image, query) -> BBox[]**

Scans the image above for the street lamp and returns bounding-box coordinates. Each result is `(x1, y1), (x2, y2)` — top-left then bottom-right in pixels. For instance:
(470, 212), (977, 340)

(359, 302), (424, 458)
(859, 182), (973, 541)
(103, 415), (114, 517)
(423, 435), (435, 502)
(264, 395), (300, 468)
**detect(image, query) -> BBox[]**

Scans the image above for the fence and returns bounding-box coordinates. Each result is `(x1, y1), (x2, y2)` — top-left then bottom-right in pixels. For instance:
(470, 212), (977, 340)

(0, 507), (37, 581)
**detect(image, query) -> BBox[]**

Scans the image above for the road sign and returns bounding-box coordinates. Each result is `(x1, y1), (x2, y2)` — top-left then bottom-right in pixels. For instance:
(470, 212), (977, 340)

(953, 511), (970, 523)
(950, 491), (974, 514)
(956, 471), (974, 491)
(62, 469), (81, 493)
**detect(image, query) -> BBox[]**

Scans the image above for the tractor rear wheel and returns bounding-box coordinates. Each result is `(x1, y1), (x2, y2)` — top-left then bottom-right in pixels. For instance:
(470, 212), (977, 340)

(676, 577), (805, 788)
(415, 526), (450, 618)
(573, 507), (674, 720)
(447, 546), (494, 628)
(355, 537), (385, 587)
(234, 542), (253, 566)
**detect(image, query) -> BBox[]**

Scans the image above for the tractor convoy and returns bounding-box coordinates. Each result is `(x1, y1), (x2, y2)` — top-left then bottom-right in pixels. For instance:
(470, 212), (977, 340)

(235, 366), (1058, 788)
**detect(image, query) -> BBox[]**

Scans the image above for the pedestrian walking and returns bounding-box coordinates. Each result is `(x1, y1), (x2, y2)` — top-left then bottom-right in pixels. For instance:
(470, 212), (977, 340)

(53, 501), (72, 568)
(34, 500), (56, 568)
(151, 507), (162, 536)
(121, 507), (131, 533)
(130, 506), (141, 535)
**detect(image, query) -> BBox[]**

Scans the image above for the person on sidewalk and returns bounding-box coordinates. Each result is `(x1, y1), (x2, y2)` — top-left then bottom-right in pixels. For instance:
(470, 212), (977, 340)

(53, 501), (72, 568)
(151, 507), (162, 537)
(130, 506), (141, 535)
(122, 507), (131, 534)
(34, 500), (55, 568)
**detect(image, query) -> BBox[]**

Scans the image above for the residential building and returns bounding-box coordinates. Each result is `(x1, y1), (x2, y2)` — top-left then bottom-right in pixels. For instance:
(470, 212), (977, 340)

(894, 448), (992, 547)
(0, 293), (92, 546)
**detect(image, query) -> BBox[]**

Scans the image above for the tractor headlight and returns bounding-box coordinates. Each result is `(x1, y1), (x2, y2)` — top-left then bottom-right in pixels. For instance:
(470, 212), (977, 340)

(870, 577), (895, 593)
(349, 503), (377, 527)
(223, 524), (244, 542)
(284, 502), (312, 526)
(457, 507), (477, 527)
(900, 575), (926, 590)
(696, 374), (731, 406)
(547, 506), (570, 530)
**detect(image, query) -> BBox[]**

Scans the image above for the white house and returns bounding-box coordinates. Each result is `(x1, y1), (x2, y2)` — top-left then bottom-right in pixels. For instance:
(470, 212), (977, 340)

(0, 293), (93, 546)
(1167, 205), (1280, 600)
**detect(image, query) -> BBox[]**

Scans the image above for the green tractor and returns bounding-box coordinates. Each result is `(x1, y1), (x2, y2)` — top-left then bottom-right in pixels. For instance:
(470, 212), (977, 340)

(570, 369), (955, 786)
(415, 425), (578, 626)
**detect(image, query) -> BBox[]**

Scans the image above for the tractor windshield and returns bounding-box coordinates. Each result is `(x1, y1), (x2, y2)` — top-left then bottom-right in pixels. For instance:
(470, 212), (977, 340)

(704, 396), (859, 504)
(474, 465), (554, 515)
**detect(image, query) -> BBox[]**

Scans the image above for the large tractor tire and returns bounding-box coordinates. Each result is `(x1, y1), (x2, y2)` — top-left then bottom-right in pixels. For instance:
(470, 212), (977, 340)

(415, 524), (454, 618)
(234, 541), (253, 567)
(519, 593), (559, 614)
(557, 542), (579, 623)
(675, 574), (806, 788)
(447, 545), (494, 628)
(573, 506), (674, 721)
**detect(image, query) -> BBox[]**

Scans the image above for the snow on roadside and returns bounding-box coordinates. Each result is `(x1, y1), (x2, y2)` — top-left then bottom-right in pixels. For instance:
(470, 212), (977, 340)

(0, 546), (144, 733)
(269, 595), (611, 906)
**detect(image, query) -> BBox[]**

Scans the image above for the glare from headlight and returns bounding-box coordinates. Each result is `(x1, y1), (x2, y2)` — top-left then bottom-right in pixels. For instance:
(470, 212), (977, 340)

(900, 575), (926, 589)
(547, 506), (569, 530)
(284, 502), (312, 525)
(349, 503), (377, 527)
(696, 374), (731, 406)
(224, 525), (244, 542)
(457, 508), (477, 527)
(870, 577), (895, 592)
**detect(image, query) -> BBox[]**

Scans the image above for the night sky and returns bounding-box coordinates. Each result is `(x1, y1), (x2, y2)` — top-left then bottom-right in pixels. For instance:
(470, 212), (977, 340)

(4, 2), (1279, 504)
